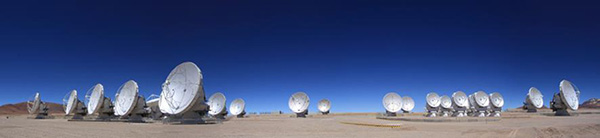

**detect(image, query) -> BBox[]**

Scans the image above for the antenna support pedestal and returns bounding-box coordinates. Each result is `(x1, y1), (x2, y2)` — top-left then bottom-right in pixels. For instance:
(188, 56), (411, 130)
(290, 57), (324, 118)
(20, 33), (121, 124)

(320, 111), (329, 115)
(385, 111), (397, 117)
(295, 110), (308, 118)
(550, 93), (573, 116)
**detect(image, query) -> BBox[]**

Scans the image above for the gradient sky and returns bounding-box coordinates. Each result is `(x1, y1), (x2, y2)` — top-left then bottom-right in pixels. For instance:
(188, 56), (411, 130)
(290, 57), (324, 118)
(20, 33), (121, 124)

(1, 1), (599, 113)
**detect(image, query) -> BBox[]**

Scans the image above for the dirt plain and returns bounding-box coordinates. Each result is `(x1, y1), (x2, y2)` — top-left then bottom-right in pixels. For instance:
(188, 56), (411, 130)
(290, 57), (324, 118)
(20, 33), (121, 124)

(1, 110), (600, 138)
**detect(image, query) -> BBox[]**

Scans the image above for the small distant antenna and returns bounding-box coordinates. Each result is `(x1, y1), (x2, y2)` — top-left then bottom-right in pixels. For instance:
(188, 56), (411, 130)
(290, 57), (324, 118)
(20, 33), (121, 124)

(288, 92), (310, 118)
(27, 92), (49, 119)
(550, 80), (580, 116)
(317, 99), (331, 115)
(229, 98), (246, 118)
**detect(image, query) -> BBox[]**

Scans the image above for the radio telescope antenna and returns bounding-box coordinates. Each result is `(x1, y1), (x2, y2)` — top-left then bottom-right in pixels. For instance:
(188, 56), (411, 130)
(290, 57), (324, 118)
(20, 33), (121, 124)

(159, 62), (210, 124)
(470, 91), (490, 117)
(207, 92), (227, 119)
(27, 92), (49, 119)
(229, 98), (246, 118)
(145, 94), (163, 120)
(425, 92), (441, 117)
(439, 95), (453, 117)
(401, 96), (414, 113)
(550, 80), (580, 116)
(63, 90), (87, 120)
(488, 92), (504, 117)
(289, 92), (310, 118)
(85, 83), (114, 120)
(524, 87), (544, 112)
(318, 99), (331, 115)
(451, 91), (468, 117)
(114, 80), (149, 122)
(382, 92), (402, 116)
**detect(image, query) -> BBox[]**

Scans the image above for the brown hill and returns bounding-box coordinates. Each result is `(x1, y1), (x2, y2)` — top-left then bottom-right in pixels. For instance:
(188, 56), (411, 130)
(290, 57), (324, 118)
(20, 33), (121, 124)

(0, 102), (64, 115)
(581, 98), (600, 108)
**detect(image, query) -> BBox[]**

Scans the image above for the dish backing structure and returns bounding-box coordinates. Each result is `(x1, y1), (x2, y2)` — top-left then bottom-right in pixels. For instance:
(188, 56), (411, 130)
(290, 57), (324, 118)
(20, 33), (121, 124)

(382, 92), (402, 116)
(289, 92), (310, 117)
(159, 62), (210, 124)
(145, 94), (163, 120)
(27, 92), (49, 119)
(550, 80), (580, 116)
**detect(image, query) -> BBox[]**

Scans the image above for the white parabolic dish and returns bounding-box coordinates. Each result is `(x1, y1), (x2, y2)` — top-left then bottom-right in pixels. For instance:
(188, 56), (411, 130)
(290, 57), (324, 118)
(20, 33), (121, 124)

(208, 92), (227, 115)
(318, 99), (331, 113)
(452, 91), (468, 107)
(401, 96), (414, 111)
(489, 92), (504, 108)
(229, 98), (245, 116)
(28, 93), (41, 114)
(86, 83), (104, 114)
(159, 62), (204, 115)
(289, 92), (310, 113)
(114, 80), (139, 116)
(382, 92), (402, 113)
(528, 87), (544, 108)
(440, 95), (452, 109)
(473, 91), (490, 107)
(426, 92), (441, 107)
(64, 90), (78, 115)
(560, 80), (580, 110)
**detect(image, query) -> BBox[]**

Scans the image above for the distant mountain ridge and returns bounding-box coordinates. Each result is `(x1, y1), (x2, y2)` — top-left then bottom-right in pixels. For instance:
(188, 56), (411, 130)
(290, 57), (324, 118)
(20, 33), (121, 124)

(581, 98), (600, 108)
(0, 102), (64, 115)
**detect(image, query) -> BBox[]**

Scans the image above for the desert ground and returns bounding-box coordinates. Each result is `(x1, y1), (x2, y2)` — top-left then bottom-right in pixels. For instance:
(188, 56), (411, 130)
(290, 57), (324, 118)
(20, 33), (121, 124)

(1, 110), (600, 138)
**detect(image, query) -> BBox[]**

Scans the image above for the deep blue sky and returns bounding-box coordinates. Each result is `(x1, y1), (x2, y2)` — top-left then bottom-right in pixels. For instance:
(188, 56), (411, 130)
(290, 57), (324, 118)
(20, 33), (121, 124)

(1, 1), (599, 113)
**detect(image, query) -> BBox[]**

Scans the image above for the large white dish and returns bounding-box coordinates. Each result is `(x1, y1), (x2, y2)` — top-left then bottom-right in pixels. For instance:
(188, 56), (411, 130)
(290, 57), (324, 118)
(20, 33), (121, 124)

(559, 80), (580, 110)
(528, 87), (544, 108)
(289, 92), (310, 113)
(452, 91), (468, 107)
(440, 95), (452, 109)
(27, 93), (41, 114)
(229, 98), (245, 116)
(473, 91), (490, 107)
(159, 62), (204, 115)
(382, 92), (402, 113)
(86, 83), (104, 115)
(114, 80), (139, 116)
(207, 92), (227, 115)
(401, 96), (414, 111)
(63, 90), (78, 115)
(489, 92), (504, 108)
(426, 92), (441, 107)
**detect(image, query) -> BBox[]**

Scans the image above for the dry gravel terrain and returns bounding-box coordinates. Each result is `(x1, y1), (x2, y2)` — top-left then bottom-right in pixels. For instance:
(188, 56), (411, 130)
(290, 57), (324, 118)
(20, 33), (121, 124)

(1, 111), (600, 138)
